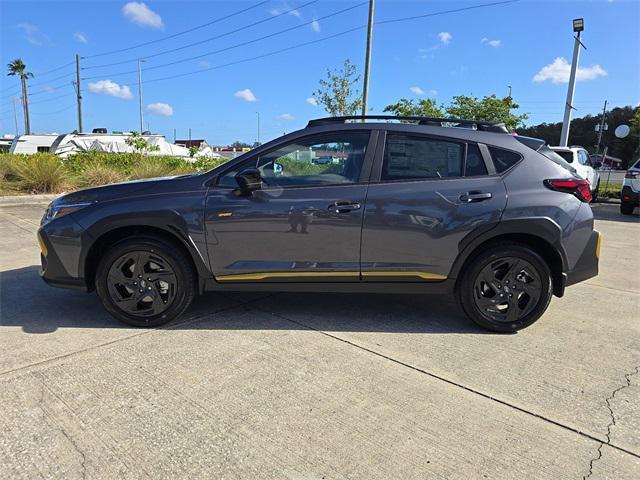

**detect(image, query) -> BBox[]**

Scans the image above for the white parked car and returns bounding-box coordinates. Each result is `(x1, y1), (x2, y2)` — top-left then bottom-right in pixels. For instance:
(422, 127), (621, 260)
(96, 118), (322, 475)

(549, 146), (601, 198)
(621, 158), (640, 215)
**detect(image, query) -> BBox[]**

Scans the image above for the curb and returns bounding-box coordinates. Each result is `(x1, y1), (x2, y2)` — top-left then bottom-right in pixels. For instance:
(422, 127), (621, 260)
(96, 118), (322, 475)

(0, 194), (59, 206)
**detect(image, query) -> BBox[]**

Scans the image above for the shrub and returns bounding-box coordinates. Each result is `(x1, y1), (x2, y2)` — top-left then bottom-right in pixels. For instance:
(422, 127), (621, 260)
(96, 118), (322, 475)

(129, 157), (184, 179)
(12, 153), (70, 193)
(78, 162), (127, 187)
(191, 156), (229, 171)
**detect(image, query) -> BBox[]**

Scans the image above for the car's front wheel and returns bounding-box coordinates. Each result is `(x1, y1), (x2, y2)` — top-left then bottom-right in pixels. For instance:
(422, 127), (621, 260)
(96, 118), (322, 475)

(459, 244), (553, 332)
(95, 236), (196, 327)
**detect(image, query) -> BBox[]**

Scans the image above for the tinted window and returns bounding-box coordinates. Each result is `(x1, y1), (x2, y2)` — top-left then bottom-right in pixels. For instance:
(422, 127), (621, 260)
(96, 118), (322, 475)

(382, 134), (463, 181)
(218, 132), (369, 188)
(488, 146), (522, 173)
(554, 150), (574, 163)
(465, 144), (487, 176)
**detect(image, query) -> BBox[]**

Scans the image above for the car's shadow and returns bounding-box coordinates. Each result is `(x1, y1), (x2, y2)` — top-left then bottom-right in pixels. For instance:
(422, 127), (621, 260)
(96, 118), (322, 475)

(0, 266), (491, 335)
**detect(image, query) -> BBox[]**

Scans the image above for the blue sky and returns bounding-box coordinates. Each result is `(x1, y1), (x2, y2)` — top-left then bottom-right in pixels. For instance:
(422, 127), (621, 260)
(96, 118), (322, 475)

(1, 0), (638, 145)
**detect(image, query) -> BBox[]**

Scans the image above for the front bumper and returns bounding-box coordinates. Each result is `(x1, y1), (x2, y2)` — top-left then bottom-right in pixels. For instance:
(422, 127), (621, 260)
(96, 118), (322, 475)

(565, 230), (600, 287)
(38, 218), (90, 291)
(621, 186), (639, 206)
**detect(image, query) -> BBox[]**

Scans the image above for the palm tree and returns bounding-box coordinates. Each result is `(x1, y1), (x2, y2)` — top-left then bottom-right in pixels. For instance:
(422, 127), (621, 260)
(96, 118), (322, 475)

(7, 59), (34, 135)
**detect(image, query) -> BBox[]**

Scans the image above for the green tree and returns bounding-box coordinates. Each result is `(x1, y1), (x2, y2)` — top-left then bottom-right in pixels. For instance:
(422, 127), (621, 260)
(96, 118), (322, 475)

(314, 58), (363, 116)
(7, 58), (33, 135)
(383, 98), (443, 118)
(445, 94), (528, 130)
(125, 131), (160, 156)
(188, 145), (199, 158)
(231, 141), (250, 149)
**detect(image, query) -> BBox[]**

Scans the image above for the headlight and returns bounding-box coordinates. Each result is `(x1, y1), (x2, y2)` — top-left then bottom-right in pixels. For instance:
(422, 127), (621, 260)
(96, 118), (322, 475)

(42, 201), (95, 225)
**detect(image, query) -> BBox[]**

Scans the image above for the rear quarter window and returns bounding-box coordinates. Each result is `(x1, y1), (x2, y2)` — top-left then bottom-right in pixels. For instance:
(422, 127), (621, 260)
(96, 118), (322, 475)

(488, 146), (522, 173)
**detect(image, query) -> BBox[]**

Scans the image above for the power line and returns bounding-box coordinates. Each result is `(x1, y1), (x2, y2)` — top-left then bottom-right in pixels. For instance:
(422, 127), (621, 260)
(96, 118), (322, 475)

(137, 0), (521, 85)
(32, 61), (75, 78)
(31, 104), (76, 116)
(82, 1), (365, 81)
(84, 0), (271, 59)
(83, 0), (320, 71)
(28, 70), (75, 88)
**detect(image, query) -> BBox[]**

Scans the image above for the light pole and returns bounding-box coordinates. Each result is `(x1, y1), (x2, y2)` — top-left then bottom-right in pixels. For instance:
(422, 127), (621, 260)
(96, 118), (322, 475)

(137, 59), (146, 134)
(361, 0), (375, 117)
(75, 54), (83, 133)
(559, 18), (585, 147)
(12, 96), (20, 137)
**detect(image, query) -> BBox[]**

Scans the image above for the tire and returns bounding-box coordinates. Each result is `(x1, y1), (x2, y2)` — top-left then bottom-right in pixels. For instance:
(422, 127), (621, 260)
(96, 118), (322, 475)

(458, 243), (553, 333)
(620, 202), (634, 215)
(95, 236), (197, 327)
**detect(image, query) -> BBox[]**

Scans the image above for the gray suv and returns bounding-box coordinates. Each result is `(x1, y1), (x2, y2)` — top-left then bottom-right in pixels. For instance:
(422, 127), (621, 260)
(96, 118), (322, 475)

(38, 116), (600, 332)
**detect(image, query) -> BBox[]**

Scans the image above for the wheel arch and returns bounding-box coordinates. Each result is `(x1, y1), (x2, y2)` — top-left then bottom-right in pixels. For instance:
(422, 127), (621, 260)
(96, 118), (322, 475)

(451, 219), (568, 297)
(83, 224), (209, 292)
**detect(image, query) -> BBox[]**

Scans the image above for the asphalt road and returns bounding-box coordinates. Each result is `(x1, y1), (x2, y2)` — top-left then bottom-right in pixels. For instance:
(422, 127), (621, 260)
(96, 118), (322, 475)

(1, 201), (638, 479)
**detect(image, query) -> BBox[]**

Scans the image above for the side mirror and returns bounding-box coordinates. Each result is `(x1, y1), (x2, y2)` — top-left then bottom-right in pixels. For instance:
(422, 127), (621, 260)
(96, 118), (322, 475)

(593, 161), (602, 169)
(235, 168), (262, 193)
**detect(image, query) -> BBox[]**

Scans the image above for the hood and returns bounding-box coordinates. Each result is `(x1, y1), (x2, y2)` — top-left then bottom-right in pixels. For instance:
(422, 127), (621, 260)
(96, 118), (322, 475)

(55, 174), (194, 205)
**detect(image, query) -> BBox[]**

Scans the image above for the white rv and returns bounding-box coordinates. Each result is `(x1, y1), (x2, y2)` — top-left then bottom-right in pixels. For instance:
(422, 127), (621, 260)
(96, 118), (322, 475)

(9, 134), (59, 154)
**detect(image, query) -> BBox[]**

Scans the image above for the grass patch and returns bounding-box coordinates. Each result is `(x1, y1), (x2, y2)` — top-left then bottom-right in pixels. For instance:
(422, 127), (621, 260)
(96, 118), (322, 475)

(597, 181), (622, 199)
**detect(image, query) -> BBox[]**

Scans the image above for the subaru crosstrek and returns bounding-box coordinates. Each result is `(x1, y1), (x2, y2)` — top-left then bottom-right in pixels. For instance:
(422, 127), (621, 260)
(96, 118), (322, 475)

(38, 116), (600, 332)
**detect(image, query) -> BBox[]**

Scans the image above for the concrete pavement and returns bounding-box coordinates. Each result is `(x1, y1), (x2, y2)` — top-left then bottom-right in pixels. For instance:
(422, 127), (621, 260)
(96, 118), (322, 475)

(1, 201), (638, 479)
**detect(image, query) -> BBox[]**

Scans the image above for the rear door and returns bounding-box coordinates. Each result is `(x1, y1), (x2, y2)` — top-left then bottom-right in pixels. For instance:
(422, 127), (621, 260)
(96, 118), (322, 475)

(360, 131), (507, 281)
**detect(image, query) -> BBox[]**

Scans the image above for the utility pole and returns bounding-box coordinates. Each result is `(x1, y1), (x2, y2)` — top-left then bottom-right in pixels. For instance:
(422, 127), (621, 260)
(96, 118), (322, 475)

(137, 59), (145, 134)
(75, 54), (83, 133)
(361, 0), (375, 117)
(256, 111), (260, 144)
(188, 128), (192, 142)
(560, 18), (585, 146)
(12, 96), (20, 137)
(595, 100), (607, 155)
(173, 128), (176, 143)
(507, 85), (512, 98)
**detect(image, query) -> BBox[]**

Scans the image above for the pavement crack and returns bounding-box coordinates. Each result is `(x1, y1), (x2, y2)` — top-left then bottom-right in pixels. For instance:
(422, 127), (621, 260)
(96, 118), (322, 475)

(583, 365), (640, 479)
(252, 305), (640, 461)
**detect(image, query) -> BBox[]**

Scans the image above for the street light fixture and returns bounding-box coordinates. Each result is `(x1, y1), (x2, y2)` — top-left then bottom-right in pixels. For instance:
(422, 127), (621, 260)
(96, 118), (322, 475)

(572, 18), (584, 33)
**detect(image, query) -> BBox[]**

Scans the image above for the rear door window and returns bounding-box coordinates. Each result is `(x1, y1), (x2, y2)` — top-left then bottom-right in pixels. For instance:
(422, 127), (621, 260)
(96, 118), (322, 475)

(381, 134), (463, 181)
(488, 146), (522, 173)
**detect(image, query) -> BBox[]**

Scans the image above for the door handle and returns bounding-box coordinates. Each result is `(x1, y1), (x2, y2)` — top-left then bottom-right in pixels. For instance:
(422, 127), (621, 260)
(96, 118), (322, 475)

(329, 200), (361, 213)
(459, 192), (492, 203)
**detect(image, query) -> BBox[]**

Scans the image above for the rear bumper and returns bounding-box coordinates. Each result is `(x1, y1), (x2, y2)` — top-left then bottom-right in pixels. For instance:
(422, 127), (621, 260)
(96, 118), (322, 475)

(621, 186), (639, 206)
(565, 230), (600, 288)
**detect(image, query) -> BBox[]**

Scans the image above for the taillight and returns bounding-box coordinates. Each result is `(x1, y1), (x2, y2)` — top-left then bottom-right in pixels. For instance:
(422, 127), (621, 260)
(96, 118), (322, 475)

(544, 178), (592, 203)
(625, 171), (639, 179)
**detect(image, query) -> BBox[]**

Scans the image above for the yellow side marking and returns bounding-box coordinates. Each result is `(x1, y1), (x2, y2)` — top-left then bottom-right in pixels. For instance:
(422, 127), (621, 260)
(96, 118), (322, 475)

(37, 233), (48, 257)
(595, 231), (602, 259)
(362, 271), (447, 280)
(216, 270), (446, 281)
(217, 271), (359, 281)
(217, 212), (233, 218)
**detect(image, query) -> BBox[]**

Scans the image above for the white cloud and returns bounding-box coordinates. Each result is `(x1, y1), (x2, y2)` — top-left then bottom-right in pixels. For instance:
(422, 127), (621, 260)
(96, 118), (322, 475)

(17, 23), (47, 46)
(481, 37), (501, 47)
(146, 102), (173, 116)
(410, 86), (425, 95)
(74, 32), (88, 44)
(311, 18), (320, 32)
(87, 80), (133, 100)
(122, 2), (164, 29)
(278, 113), (295, 121)
(234, 88), (257, 102)
(533, 57), (608, 84)
(270, 2), (302, 19)
(437, 32), (452, 45)
(43, 85), (57, 94)
(197, 60), (210, 69)
(306, 97), (318, 106)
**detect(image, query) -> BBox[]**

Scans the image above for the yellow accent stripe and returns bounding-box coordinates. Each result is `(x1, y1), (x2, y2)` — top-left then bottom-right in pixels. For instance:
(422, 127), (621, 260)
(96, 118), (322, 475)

(362, 271), (447, 280)
(37, 233), (48, 257)
(595, 231), (602, 259)
(216, 270), (446, 282)
(217, 212), (233, 218)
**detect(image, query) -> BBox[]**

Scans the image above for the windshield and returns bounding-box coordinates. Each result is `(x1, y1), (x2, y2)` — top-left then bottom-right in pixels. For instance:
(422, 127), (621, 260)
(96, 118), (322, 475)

(538, 145), (577, 174)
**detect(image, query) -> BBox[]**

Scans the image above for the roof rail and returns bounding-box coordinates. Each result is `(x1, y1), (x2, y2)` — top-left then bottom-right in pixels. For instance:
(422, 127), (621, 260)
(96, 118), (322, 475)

(306, 115), (509, 133)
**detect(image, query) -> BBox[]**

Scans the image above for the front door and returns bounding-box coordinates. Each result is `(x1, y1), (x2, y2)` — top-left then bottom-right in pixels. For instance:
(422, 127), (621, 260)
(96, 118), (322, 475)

(361, 131), (507, 281)
(205, 131), (376, 282)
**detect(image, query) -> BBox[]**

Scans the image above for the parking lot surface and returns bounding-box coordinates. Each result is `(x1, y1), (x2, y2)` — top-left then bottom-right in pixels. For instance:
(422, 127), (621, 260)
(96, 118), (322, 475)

(1, 201), (638, 479)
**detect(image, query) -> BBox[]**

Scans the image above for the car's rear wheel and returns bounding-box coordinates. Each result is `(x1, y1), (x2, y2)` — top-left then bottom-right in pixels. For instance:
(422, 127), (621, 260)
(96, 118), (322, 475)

(96, 236), (196, 327)
(459, 244), (553, 332)
(620, 202), (635, 215)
